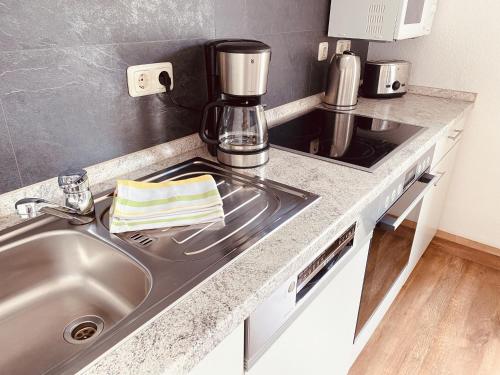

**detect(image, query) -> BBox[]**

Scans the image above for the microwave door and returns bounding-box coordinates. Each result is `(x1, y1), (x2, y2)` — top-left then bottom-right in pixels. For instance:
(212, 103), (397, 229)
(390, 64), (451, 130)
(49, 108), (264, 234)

(395, 0), (438, 40)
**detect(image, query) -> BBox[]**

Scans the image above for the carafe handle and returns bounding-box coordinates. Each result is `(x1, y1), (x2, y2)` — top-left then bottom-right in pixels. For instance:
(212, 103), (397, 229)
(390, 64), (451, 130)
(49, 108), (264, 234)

(199, 100), (227, 145)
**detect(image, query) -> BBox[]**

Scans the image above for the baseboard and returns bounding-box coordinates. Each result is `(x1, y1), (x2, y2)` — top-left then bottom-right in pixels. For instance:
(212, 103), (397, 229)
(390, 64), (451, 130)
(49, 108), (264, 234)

(433, 230), (500, 270)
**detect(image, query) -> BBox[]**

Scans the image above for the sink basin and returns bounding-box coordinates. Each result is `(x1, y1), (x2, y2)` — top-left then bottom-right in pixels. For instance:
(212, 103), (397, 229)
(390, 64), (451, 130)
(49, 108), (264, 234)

(0, 158), (318, 374)
(0, 230), (150, 374)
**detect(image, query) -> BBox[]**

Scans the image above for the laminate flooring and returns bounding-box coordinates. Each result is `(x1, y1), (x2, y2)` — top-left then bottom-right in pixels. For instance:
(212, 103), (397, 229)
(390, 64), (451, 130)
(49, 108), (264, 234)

(349, 239), (500, 375)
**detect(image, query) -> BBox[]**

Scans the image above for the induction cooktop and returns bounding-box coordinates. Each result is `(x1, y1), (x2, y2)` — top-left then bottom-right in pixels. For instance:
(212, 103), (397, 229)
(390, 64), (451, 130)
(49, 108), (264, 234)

(268, 108), (425, 172)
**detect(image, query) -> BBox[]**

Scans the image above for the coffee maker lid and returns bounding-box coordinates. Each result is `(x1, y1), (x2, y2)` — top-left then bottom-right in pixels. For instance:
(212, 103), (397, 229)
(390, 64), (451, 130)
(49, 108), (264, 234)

(216, 41), (271, 54)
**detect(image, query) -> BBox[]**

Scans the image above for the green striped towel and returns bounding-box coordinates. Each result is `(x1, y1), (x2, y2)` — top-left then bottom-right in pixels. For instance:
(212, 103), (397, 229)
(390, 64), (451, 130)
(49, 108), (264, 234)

(109, 174), (224, 233)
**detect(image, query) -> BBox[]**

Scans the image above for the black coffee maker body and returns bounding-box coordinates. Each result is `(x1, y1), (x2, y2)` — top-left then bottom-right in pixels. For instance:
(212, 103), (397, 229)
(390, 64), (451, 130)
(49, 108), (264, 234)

(200, 40), (271, 168)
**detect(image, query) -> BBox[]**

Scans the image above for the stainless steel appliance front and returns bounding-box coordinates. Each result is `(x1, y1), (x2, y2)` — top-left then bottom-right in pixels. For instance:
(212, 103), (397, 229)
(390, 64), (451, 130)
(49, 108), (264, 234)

(362, 60), (411, 98)
(218, 51), (271, 96)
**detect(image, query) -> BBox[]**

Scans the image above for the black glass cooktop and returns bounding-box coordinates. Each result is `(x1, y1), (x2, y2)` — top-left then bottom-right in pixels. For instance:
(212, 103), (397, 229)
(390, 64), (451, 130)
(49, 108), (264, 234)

(268, 109), (425, 172)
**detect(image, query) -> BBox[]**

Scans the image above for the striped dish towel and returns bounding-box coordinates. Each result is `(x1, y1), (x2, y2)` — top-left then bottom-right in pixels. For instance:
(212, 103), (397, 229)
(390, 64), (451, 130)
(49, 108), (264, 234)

(109, 174), (224, 233)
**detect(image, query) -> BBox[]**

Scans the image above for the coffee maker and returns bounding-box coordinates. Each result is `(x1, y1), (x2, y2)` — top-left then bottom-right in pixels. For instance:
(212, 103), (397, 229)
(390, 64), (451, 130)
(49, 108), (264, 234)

(200, 40), (271, 168)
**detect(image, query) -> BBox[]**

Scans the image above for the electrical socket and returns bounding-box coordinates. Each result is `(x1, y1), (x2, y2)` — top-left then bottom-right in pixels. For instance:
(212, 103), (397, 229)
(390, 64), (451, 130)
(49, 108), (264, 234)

(318, 42), (329, 61)
(335, 40), (351, 54)
(127, 62), (174, 97)
(135, 71), (150, 91)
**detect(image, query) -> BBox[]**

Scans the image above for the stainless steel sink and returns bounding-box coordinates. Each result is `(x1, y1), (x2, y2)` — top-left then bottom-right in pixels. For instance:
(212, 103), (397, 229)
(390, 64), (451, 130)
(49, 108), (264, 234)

(0, 230), (150, 374)
(0, 158), (319, 374)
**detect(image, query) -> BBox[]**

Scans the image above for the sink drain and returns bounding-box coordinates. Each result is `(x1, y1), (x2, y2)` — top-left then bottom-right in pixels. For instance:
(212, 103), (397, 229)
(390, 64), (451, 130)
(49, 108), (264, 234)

(63, 315), (104, 344)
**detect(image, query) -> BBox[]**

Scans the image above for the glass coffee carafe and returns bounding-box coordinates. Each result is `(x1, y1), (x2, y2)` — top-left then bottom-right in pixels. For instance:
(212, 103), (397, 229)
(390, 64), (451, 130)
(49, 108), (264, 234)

(218, 104), (268, 152)
(199, 100), (269, 168)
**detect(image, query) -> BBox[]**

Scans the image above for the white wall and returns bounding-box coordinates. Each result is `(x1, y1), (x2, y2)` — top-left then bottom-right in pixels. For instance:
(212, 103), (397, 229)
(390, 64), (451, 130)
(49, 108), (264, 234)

(368, 0), (500, 248)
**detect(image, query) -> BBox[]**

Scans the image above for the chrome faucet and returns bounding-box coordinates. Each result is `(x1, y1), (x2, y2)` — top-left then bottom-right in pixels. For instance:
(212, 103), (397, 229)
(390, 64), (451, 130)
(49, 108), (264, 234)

(15, 169), (95, 225)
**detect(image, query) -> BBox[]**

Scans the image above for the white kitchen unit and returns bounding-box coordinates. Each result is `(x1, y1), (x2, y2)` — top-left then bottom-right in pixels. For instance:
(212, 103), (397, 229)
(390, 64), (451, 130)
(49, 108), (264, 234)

(246, 239), (370, 375)
(328, 0), (438, 41)
(189, 323), (244, 375)
(408, 119), (465, 268)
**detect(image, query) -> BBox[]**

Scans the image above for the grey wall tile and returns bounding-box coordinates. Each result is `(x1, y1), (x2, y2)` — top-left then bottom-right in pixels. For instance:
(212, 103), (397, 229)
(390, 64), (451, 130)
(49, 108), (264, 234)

(245, 0), (331, 35)
(0, 102), (22, 193)
(215, 0), (247, 38)
(0, 0), (215, 51)
(257, 32), (315, 108)
(0, 40), (206, 186)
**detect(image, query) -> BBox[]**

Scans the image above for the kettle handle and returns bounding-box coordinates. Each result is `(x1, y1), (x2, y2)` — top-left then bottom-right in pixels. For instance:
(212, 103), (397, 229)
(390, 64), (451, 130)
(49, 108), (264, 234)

(199, 100), (228, 145)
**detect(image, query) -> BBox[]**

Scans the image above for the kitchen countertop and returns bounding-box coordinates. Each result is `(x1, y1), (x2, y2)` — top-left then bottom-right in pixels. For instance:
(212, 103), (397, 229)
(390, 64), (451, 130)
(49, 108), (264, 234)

(0, 90), (474, 374)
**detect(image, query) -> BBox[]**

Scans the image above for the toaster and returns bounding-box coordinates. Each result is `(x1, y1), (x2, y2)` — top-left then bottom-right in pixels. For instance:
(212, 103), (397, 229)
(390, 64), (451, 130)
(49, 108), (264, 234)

(361, 60), (411, 98)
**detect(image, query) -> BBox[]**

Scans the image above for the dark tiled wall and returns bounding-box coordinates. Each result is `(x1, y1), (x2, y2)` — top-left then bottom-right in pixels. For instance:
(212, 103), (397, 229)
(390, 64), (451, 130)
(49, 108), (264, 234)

(0, 0), (368, 193)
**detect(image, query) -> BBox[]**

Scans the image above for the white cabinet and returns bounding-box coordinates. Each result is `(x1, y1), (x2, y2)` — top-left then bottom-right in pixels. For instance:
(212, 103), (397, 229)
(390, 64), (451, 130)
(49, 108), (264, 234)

(189, 323), (244, 375)
(409, 141), (461, 269)
(431, 116), (465, 170)
(246, 241), (370, 375)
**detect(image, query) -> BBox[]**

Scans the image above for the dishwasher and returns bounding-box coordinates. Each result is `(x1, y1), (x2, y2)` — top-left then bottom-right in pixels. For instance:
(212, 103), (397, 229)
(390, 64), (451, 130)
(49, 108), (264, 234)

(245, 222), (373, 374)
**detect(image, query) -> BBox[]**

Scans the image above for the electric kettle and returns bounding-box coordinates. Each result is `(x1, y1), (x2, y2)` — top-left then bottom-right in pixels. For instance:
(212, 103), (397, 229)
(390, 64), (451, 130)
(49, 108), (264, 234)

(323, 51), (361, 111)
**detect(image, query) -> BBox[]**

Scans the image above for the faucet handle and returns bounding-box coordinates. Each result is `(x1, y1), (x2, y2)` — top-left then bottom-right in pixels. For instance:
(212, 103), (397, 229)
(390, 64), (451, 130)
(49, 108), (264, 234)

(58, 168), (89, 193)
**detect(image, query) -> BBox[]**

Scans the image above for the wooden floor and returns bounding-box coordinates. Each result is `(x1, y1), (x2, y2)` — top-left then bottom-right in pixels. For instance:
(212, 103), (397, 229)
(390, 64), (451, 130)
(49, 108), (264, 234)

(349, 239), (500, 375)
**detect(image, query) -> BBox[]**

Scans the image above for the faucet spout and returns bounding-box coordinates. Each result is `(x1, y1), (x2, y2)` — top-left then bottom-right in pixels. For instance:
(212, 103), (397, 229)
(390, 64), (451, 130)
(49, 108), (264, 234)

(15, 198), (95, 225)
(14, 168), (96, 225)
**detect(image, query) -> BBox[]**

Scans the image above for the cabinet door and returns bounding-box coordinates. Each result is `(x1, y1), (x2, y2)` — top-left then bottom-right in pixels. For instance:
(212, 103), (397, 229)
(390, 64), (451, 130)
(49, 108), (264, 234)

(247, 241), (370, 375)
(189, 323), (244, 375)
(409, 143), (460, 269)
(431, 116), (465, 170)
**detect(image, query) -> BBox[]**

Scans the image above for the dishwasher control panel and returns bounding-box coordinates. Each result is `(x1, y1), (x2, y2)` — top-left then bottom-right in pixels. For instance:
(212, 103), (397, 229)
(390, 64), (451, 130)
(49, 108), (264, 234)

(296, 223), (356, 296)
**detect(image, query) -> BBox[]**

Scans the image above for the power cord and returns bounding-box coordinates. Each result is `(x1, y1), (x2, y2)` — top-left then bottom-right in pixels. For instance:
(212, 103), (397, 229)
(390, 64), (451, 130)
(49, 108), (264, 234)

(157, 71), (202, 112)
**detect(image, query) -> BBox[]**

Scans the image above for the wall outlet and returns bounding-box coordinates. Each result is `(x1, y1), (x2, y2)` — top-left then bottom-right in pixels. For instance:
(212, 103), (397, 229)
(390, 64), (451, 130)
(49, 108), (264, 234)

(318, 42), (329, 61)
(335, 40), (352, 54)
(127, 62), (174, 97)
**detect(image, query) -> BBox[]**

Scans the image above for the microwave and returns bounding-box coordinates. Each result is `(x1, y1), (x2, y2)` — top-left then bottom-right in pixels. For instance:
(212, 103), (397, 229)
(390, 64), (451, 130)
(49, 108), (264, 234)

(328, 0), (438, 41)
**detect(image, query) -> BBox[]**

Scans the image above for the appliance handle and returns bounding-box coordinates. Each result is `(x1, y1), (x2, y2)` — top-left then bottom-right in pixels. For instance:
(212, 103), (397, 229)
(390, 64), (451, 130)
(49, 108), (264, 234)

(434, 171), (446, 186)
(379, 172), (437, 232)
(199, 100), (227, 145)
(448, 129), (463, 141)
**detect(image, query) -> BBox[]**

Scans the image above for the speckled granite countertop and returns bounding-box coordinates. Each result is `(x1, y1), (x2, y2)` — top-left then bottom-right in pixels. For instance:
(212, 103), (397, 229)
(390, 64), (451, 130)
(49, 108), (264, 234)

(0, 90), (474, 374)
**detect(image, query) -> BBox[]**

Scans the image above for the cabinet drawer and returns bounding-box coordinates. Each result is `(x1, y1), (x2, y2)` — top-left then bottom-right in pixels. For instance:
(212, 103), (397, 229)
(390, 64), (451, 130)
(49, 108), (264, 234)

(431, 116), (465, 169)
